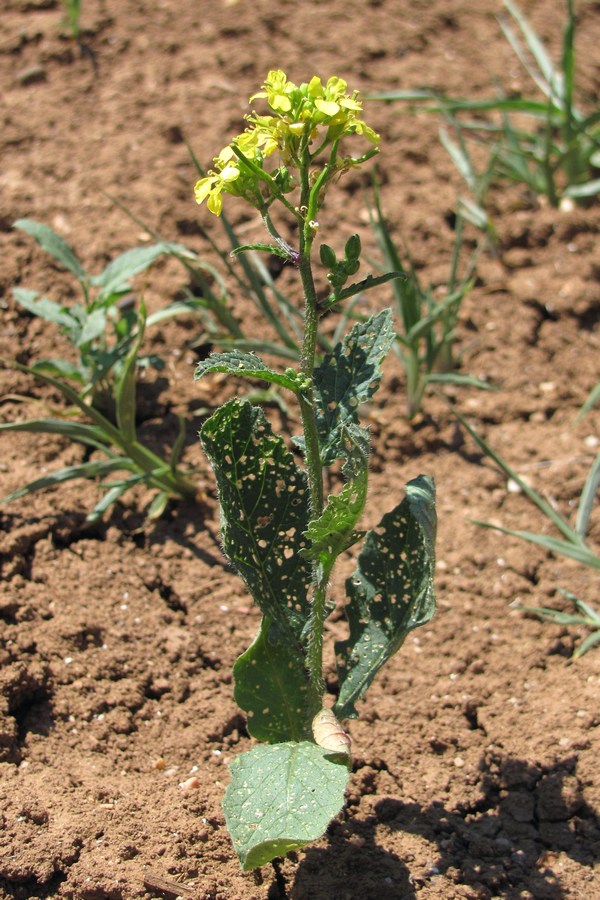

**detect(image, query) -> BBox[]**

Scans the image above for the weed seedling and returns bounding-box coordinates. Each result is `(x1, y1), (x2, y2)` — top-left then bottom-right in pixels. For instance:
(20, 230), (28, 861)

(377, 0), (600, 208)
(193, 71), (437, 869)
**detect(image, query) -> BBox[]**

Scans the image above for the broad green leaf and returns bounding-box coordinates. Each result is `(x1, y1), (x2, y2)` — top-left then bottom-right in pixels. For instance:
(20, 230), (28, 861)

(76, 308), (107, 347)
(223, 741), (349, 871)
(313, 309), (394, 464)
(233, 617), (310, 743)
(195, 351), (303, 394)
(200, 399), (312, 641)
(12, 288), (76, 330)
(13, 219), (87, 284)
(93, 242), (190, 302)
(335, 475), (437, 719)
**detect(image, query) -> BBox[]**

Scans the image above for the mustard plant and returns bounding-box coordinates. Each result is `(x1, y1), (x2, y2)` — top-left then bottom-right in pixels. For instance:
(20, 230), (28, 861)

(194, 71), (437, 870)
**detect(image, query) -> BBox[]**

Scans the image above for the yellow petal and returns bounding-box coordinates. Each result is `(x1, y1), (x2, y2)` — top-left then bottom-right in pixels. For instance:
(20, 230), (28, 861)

(315, 98), (340, 117)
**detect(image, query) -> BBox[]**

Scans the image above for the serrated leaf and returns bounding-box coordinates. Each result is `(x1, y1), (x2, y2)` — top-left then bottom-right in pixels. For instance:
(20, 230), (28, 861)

(335, 475), (437, 719)
(223, 741), (349, 871)
(200, 399), (312, 641)
(195, 351), (302, 393)
(233, 617), (310, 743)
(313, 309), (394, 464)
(13, 219), (87, 284)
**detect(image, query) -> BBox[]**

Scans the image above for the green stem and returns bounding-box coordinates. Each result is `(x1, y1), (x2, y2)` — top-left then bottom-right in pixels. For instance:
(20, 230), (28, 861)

(295, 144), (329, 716)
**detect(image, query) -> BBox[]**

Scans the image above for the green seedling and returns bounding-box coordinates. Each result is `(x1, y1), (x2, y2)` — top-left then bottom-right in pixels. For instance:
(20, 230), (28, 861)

(369, 189), (493, 418)
(376, 0), (600, 208)
(193, 70), (437, 870)
(457, 410), (600, 655)
(61, 0), (82, 39)
(515, 590), (600, 658)
(11, 219), (196, 412)
(2, 224), (202, 519)
(0, 306), (199, 521)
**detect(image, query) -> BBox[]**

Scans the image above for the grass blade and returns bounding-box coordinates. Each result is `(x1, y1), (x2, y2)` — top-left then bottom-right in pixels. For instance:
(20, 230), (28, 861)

(575, 453), (600, 539)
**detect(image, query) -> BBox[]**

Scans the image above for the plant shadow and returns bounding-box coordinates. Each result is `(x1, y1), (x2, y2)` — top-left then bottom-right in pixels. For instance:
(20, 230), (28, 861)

(289, 753), (598, 899)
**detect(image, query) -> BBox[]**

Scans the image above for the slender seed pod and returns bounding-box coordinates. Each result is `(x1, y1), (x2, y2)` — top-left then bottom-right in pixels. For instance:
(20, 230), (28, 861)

(312, 708), (351, 755)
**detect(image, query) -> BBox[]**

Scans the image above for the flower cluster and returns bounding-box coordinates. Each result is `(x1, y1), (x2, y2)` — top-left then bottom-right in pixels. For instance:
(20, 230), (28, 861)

(194, 70), (379, 216)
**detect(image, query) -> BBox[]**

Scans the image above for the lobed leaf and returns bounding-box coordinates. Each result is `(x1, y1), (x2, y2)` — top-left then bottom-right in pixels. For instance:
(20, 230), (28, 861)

(195, 351), (303, 394)
(200, 399), (312, 641)
(313, 309), (394, 464)
(223, 741), (349, 871)
(335, 475), (437, 719)
(233, 617), (310, 743)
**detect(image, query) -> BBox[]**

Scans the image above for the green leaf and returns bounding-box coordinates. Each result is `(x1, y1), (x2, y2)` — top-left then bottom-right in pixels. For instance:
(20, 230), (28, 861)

(76, 307), (107, 347)
(13, 219), (87, 284)
(321, 272), (401, 311)
(93, 242), (190, 302)
(223, 741), (349, 871)
(28, 358), (87, 383)
(233, 617), (310, 743)
(195, 351), (303, 394)
(12, 288), (76, 330)
(0, 418), (110, 452)
(0, 458), (130, 506)
(231, 243), (293, 260)
(335, 475), (437, 719)
(303, 424), (369, 567)
(313, 309), (394, 464)
(200, 399), (312, 641)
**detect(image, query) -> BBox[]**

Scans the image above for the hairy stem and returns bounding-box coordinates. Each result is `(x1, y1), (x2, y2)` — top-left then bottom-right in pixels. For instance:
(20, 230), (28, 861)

(296, 146), (329, 716)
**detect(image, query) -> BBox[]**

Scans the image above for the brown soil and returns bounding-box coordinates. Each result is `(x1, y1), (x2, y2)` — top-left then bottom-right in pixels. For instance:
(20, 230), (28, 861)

(1, 1), (599, 898)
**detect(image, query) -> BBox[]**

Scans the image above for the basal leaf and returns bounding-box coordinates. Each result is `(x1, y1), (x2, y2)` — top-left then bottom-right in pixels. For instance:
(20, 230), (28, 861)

(200, 399), (312, 641)
(335, 475), (437, 719)
(195, 351), (303, 394)
(223, 741), (349, 871)
(233, 617), (310, 743)
(13, 219), (87, 284)
(313, 309), (394, 464)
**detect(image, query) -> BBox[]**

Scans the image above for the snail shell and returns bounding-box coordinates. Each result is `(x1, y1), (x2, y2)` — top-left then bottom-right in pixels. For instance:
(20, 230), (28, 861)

(312, 708), (351, 755)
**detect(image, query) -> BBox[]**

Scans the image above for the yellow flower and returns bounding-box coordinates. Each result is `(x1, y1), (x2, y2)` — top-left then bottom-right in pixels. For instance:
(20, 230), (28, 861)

(194, 163), (241, 216)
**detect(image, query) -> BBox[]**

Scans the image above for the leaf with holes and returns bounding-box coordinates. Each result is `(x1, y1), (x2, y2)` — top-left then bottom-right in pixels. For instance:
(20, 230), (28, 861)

(200, 399), (312, 642)
(223, 741), (350, 871)
(313, 309), (394, 464)
(233, 617), (310, 743)
(303, 424), (370, 572)
(335, 475), (437, 719)
(195, 350), (303, 394)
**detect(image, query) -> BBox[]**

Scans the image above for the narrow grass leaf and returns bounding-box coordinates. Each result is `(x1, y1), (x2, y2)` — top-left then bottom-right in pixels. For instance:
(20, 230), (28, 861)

(575, 453), (600, 538)
(0, 458), (129, 506)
